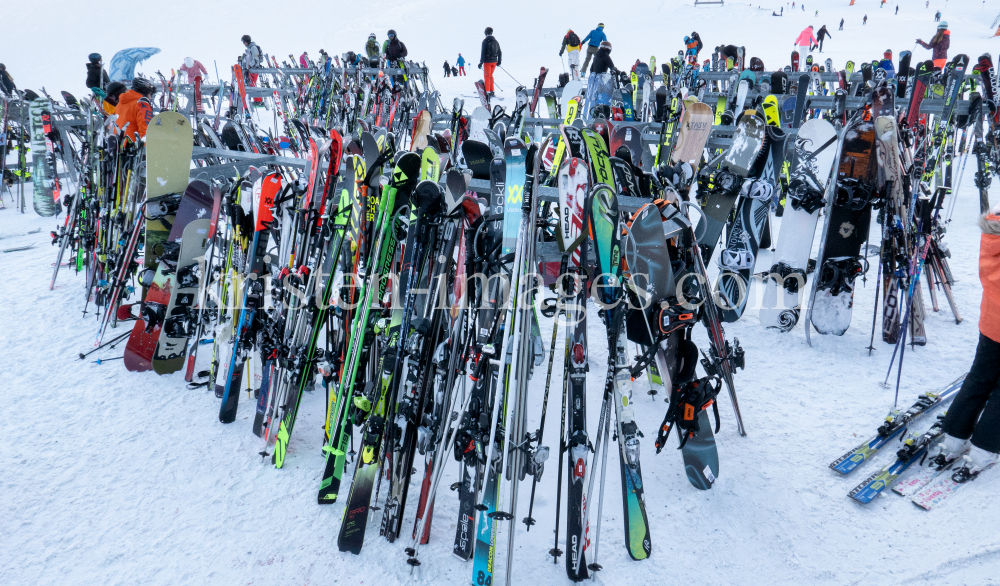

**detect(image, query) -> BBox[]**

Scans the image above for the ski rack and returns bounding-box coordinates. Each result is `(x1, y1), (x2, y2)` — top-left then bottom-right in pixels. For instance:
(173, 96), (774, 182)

(188, 145), (309, 182)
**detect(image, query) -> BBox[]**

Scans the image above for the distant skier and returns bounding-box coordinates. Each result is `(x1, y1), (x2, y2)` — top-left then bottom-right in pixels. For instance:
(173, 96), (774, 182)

(384, 30), (408, 82)
(928, 204), (1000, 481)
(839, 18), (844, 30)
(916, 21), (950, 69)
(863, 14), (868, 25)
(86, 53), (110, 92)
(895, 5), (899, 15)
(560, 29), (582, 80)
(115, 77), (156, 142)
(794, 26), (817, 65)
(685, 31), (704, 66)
(580, 23), (607, 75)
(934, 10), (941, 22)
(365, 34), (380, 61)
(452, 66), (459, 77)
(457, 53), (466, 76)
(240, 35), (264, 103)
(816, 25), (831, 52)
(0, 64), (16, 96)
(479, 27), (501, 97)
(385, 30), (407, 63)
(443, 60), (451, 77)
(179, 57), (207, 84)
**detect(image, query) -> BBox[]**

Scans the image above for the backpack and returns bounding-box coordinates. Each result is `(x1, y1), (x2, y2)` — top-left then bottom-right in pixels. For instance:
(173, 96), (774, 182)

(558, 73), (569, 87)
(567, 31), (580, 47)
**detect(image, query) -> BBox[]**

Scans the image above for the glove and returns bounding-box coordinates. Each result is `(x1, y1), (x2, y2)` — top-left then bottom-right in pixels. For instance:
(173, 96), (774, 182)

(559, 51), (564, 57)
(478, 63), (483, 69)
(497, 61), (501, 67)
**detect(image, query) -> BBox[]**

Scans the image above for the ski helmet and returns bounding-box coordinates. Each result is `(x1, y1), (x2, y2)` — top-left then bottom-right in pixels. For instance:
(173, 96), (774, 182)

(89, 53), (102, 63)
(938, 21), (948, 29)
(387, 29), (396, 38)
(600, 41), (612, 51)
(369, 33), (376, 39)
(0, 64), (5, 70)
(131, 77), (157, 96)
(485, 27), (493, 36)
(184, 57), (194, 68)
(598, 23), (605, 28)
(241, 35), (252, 44)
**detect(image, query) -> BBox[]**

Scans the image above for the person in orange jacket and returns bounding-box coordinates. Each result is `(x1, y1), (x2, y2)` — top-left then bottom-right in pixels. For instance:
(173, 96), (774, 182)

(932, 203), (1000, 480)
(115, 77), (156, 142)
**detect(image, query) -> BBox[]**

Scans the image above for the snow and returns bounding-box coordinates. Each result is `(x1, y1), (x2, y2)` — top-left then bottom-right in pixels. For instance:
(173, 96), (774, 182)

(3, 0), (1000, 584)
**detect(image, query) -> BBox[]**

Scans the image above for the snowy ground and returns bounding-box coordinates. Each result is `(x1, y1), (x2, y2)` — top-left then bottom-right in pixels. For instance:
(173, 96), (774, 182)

(3, 1), (1000, 585)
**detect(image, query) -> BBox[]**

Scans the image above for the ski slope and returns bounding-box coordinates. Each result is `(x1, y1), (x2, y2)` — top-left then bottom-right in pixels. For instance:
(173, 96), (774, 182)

(2, 1), (1000, 585)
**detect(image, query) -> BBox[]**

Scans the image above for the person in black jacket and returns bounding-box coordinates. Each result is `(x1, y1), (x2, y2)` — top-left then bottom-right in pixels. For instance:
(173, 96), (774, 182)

(86, 53), (109, 92)
(590, 41), (615, 74)
(816, 25), (832, 52)
(479, 27), (502, 97)
(0, 64), (16, 96)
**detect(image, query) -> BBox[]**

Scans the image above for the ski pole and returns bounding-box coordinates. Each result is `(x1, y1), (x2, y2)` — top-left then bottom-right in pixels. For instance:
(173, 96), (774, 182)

(866, 258), (882, 355)
(498, 65), (524, 87)
(78, 329), (131, 360)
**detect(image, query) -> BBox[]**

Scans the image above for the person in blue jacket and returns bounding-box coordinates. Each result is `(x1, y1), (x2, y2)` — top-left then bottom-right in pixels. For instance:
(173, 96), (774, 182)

(456, 53), (466, 76)
(580, 23), (607, 75)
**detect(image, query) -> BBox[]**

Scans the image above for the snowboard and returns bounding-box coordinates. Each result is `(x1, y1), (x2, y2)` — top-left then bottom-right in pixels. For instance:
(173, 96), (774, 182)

(760, 119), (838, 331)
(124, 184), (208, 373)
(810, 118), (877, 336)
(697, 113), (766, 264)
(717, 120), (784, 322)
(152, 180), (219, 374)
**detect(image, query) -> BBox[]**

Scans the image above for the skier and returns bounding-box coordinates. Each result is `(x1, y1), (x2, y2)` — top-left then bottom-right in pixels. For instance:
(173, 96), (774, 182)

(86, 53), (109, 92)
(115, 77), (156, 142)
(0, 64), (16, 97)
(863, 14), (868, 25)
(896, 5), (899, 14)
(443, 60), (451, 77)
(479, 27), (501, 97)
(560, 29), (582, 80)
(452, 66), (459, 77)
(930, 204), (1000, 480)
(686, 31), (704, 66)
(385, 30), (408, 63)
(580, 23), (607, 75)
(916, 21), (950, 69)
(179, 57), (207, 84)
(457, 53), (466, 76)
(102, 81), (126, 115)
(839, 18), (844, 30)
(365, 34), (380, 61)
(816, 25), (831, 52)
(240, 35), (264, 103)
(794, 26), (817, 67)
(589, 41), (615, 75)
(934, 10), (941, 22)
